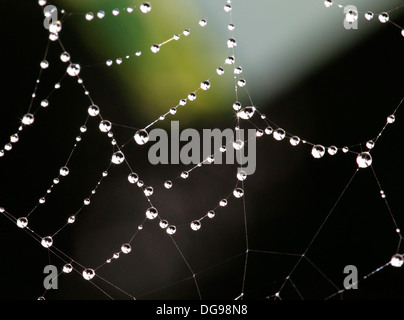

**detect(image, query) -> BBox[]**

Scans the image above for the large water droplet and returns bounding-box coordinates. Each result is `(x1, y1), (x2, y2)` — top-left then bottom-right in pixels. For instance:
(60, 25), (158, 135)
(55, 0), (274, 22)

(134, 129), (149, 145)
(66, 63), (81, 77)
(190, 220), (201, 231)
(140, 2), (152, 13)
(59, 166), (69, 176)
(99, 120), (112, 132)
(17, 217), (28, 228)
(166, 225), (176, 235)
(82, 268), (95, 280)
(237, 106), (255, 120)
(200, 80), (211, 90)
(233, 188), (244, 198)
(356, 152), (372, 168)
(111, 151), (125, 164)
(88, 105), (100, 117)
(128, 173), (139, 184)
(391, 254), (404, 267)
(121, 243), (132, 254)
(311, 145), (325, 158)
(273, 128), (286, 141)
(41, 236), (53, 248)
(22, 113), (35, 125)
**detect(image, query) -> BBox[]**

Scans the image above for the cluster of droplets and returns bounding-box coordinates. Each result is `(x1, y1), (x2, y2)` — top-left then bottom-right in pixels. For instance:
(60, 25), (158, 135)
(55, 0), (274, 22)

(84, 2), (151, 22)
(324, 1), (404, 37)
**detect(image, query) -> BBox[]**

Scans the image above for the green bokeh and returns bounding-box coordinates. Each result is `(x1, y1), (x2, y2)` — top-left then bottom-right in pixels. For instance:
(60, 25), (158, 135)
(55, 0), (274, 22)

(66, 0), (233, 128)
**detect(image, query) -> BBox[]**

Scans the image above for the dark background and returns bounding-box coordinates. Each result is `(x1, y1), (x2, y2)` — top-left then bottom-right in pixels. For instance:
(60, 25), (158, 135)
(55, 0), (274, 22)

(0, 1), (403, 301)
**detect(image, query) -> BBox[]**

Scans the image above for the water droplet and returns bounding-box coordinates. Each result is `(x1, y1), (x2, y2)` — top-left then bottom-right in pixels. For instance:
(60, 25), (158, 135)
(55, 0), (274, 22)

(140, 2), (152, 14)
(219, 199), (228, 207)
(199, 19), (207, 27)
(99, 120), (112, 132)
(273, 128), (286, 141)
(179, 99), (187, 106)
(387, 115), (395, 124)
(216, 67), (224, 75)
(151, 44), (160, 53)
(41, 99), (49, 108)
(200, 80), (211, 90)
(144, 186), (154, 197)
(190, 220), (201, 231)
(116, 58), (122, 65)
(237, 106), (255, 120)
(128, 173), (139, 184)
(41, 236), (53, 248)
(345, 9), (358, 23)
(111, 151), (125, 164)
(207, 210), (215, 218)
(112, 8), (120, 16)
(82, 268), (95, 280)
(137, 180), (144, 187)
(17, 217), (28, 228)
(37, 297), (45, 300)
(234, 66), (243, 75)
(366, 140), (375, 150)
(113, 253), (120, 259)
(224, 4), (232, 12)
(60, 51), (70, 63)
(166, 225), (176, 235)
(145, 207), (158, 220)
(49, 32), (58, 41)
(121, 243), (132, 254)
(391, 254), (403, 267)
(68, 216), (75, 223)
(181, 171), (189, 179)
(233, 140), (244, 150)
(289, 136), (300, 146)
(159, 220), (169, 229)
(183, 29), (190, 36)
(237, 79), (246, 87)
(169, 108), (177, 115)
(88, 105), (100, 117)
(67, 63), (81, 77)
(311, 145), (325, 158)
(53, 178), (60, 184)
(134, 129), (149, 145)
(233, 102), (242, 111)
(378, 12), (389, 23)
(38, 0), (47, 6)
(233, 188), (244, 198)
(188, 92), (197, 101)
(80, 125), (87, 133)
(106, 59), (113, 67)
(219, 146), (226, 153)
(364, 11), (374, 20)
(10, 134), (19, 143)
(342, 146), (349, 153)
(324, 0), (333, 8)
(84, 198), (91, 205)
(164, 180), (173, 189)
(59, 166), (69, 176)
(39, 197), (46, 204)
(227, 38), (237, 48)
(265, 127), (273, 135)
(327, 146), (338, 156)
(228, 24), (235, 31)
(22, 113), (35, 126)
(97, 10), (105, 19)
(85, 12), (94, 21)
(237, 170), (247, 181)
(225, 56), (235, 64)
(63, 264), (73, 273)
(102, 171), (108, 177)
(356, 152), (372, 168)
(40, 60), (49, 69)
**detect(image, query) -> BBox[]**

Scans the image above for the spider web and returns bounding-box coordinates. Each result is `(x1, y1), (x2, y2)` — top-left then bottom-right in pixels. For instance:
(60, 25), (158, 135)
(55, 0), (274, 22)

(0, 0), (403, 301)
